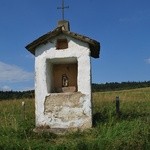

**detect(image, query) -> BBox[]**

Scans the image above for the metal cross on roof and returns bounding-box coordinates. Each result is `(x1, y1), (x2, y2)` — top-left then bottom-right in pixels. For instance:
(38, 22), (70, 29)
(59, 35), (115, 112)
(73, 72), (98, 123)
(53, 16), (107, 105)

(57, 0), (69, 20)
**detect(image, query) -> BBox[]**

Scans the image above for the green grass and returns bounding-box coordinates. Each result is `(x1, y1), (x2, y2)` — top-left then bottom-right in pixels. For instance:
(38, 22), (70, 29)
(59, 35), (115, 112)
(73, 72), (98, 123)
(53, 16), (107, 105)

(0, 88), (150, 150)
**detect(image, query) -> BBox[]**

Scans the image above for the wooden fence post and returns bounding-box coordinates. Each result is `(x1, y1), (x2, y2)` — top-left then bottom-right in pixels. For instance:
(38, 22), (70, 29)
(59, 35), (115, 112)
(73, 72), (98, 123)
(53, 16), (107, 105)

(116, 96), (120, 117)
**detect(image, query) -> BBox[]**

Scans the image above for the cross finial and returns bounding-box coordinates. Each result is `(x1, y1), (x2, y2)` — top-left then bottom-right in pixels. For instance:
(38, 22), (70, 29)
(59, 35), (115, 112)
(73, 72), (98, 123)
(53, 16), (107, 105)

(57, 0), (69, 20)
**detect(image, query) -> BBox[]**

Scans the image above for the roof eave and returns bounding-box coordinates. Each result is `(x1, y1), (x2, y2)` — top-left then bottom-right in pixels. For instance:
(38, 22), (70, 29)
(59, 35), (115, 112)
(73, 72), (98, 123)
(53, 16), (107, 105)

(25, 27), (63, 55)
(25, 27), (100, 58)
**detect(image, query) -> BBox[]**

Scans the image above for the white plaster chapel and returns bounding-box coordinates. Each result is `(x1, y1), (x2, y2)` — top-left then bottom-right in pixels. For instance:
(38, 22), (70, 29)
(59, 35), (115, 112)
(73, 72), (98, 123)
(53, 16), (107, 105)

(26, 19), (100, 133)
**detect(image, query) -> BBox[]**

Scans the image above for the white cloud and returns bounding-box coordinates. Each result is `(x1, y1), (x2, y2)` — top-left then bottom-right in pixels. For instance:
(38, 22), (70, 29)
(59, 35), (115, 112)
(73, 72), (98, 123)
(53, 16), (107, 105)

(0, 85), (12, 91)
(145, 58), (150, 64)
(20, 86), (34, 92)
(0, 61), (34, 83)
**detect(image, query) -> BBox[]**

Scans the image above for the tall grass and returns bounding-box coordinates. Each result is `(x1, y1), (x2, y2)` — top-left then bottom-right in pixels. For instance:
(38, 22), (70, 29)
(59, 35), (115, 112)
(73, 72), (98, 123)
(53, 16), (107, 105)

(0, 88), (150, 150)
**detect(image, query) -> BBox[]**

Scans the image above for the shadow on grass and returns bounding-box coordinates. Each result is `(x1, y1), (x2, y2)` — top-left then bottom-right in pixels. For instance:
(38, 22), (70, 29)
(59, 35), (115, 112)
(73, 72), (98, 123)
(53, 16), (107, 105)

(93, 112), (108, 126)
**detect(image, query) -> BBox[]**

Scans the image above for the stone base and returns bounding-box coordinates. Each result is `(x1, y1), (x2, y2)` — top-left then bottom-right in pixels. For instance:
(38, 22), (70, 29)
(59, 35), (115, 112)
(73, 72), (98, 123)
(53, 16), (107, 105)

(35, 92), (92, 133)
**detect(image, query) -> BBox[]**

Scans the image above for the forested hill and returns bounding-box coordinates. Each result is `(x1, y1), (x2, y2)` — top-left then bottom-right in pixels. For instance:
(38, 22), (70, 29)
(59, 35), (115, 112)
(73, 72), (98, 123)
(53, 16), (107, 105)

(92, 81), (150, 92)
(0, 90), (34, 100)
(0, 81), (150, 100)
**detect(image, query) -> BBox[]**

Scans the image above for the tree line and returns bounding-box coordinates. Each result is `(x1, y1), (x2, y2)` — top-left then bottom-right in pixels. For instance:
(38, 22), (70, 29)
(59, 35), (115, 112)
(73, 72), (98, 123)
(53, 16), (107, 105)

(0, 90), (34, 100)
(92, 81), (150, 92)
(0, 81), (150, 100)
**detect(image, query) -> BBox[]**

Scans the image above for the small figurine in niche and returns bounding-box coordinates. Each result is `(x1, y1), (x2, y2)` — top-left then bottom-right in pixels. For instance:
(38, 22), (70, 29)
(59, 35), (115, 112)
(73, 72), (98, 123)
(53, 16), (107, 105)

(62, 74), (69, 87)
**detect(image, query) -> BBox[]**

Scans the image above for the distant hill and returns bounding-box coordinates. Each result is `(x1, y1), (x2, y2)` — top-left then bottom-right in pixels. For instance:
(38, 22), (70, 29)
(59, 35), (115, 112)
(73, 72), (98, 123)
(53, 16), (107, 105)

(0, 90), (34, 100)
(92, 81), (150, 92)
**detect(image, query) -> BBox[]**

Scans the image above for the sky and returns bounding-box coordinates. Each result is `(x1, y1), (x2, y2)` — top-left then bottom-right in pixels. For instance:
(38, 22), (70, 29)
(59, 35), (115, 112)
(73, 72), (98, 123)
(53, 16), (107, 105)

(0, 0), (150, 91)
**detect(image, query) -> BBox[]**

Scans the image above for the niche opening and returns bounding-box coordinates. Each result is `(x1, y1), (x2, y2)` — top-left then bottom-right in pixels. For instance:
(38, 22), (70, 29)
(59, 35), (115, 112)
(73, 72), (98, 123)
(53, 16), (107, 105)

(46, 58), (77, 93)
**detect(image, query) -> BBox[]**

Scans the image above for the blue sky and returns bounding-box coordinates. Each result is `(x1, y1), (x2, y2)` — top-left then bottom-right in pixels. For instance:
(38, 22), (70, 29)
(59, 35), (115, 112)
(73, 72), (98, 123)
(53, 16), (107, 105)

(0, 0), (150, 91)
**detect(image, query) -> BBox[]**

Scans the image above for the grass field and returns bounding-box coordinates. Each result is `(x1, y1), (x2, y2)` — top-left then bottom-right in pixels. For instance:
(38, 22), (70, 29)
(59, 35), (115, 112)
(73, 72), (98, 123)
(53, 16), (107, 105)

(0, 88), (150, 150)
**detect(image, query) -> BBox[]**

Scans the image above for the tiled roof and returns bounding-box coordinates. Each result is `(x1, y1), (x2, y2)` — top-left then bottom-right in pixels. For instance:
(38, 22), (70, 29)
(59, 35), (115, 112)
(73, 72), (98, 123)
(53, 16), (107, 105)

(25, 26), (100, 58)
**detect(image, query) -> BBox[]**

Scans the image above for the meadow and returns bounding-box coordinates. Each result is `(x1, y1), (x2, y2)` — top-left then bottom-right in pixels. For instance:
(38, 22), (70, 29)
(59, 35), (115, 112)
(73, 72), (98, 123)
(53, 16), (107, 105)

(0, 87), (150, 150)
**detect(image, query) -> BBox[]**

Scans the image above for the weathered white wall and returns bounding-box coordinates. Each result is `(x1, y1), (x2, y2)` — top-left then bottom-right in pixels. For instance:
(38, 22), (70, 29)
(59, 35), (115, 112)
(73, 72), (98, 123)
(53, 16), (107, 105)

(34, 34), (92, 130)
